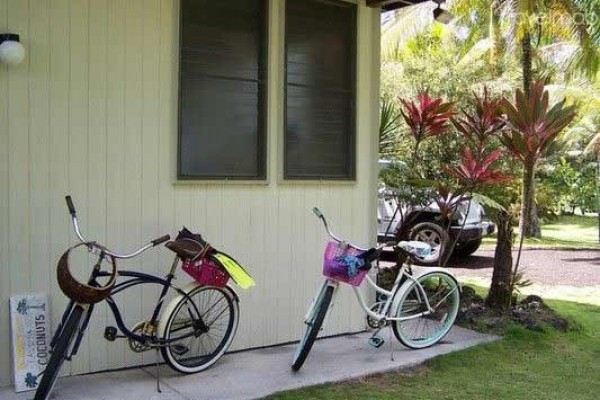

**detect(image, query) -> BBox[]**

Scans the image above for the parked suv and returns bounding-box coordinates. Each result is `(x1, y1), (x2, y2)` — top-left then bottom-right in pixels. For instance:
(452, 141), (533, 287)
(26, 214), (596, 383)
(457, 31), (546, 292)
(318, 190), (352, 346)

(377, 185), (495, 266)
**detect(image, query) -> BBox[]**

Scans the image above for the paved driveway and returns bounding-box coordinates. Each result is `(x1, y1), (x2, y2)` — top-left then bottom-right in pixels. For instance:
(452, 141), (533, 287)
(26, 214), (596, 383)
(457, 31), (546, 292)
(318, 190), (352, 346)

(449, 248), (600, 304)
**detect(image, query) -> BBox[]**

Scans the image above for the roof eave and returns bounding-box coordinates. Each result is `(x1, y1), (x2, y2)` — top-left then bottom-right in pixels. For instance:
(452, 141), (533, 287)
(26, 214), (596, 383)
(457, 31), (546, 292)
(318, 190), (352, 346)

(366, 0), (430, 12)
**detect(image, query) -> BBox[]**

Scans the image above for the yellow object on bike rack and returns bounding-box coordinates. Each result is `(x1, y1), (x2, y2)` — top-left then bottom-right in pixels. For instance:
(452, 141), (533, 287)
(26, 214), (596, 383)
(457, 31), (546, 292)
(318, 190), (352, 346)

(213, 252), (255, 289)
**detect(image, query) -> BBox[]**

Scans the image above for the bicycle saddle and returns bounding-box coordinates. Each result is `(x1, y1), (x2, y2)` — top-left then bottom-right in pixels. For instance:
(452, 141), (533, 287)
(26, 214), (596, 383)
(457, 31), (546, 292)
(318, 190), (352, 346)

(397, 241), (432, 259)
(166, 238), (210, 261)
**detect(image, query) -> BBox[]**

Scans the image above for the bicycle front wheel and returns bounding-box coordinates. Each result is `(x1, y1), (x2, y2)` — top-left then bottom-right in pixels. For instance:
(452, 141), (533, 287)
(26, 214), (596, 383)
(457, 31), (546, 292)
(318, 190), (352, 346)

(291, 284), (334, 372)
(160, 285), (239, 374)
(392, 272), (460, 349)
(34, 305), (84, 400)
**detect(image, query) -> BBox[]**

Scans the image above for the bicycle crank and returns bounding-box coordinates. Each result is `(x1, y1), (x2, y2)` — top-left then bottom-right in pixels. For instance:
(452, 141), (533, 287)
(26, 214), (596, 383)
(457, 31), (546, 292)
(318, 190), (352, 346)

(128, 321), (154, 353)
(366, 302), (386, 329)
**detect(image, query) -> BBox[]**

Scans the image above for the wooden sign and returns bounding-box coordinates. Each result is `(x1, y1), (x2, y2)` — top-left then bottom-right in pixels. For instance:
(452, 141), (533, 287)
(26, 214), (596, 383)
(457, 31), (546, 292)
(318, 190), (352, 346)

(9, 294), (51, 392)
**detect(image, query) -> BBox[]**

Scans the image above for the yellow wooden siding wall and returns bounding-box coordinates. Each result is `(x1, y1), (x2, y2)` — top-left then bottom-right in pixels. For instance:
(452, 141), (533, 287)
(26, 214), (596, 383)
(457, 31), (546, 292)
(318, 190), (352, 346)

(0, 0), (380, 386)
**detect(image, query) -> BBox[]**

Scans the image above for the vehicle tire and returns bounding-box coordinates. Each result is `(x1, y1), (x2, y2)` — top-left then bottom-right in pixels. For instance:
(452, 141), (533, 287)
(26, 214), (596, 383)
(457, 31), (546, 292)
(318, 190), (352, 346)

(34, 305), (84, 400)
(291, 285), (334, 372)
(160, 285), (239, 374)
(453, 239), (482, 258)
(408, 222), (449, 267)
(392, 272), (460, 349)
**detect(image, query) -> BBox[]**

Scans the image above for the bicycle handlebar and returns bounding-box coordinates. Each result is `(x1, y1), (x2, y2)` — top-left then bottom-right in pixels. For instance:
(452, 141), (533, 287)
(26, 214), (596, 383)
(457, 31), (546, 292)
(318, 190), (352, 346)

(65, 195), (76, 216)
(313, 207), (395, 252)
(151, 235), (171, 247)
(64, 195), (170, 259)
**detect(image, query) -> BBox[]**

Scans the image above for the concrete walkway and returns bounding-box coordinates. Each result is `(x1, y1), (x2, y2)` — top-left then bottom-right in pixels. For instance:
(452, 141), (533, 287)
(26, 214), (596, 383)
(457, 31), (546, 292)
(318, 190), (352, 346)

(1, 327), (498, 400)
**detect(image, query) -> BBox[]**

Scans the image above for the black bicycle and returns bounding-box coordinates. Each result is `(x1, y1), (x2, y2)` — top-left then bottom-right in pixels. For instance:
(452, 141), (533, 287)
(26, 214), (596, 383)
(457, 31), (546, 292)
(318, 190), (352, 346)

(34, 196), (240, 400)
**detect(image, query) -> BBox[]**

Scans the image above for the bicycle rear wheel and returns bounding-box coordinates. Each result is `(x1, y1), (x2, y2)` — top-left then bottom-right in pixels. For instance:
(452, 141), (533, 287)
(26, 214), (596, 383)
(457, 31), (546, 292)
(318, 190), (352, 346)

(34, 305), (84, 400)
(291, 284), (334, 372)
(160, 285), (239, 373)
(392, 272), (460, 349)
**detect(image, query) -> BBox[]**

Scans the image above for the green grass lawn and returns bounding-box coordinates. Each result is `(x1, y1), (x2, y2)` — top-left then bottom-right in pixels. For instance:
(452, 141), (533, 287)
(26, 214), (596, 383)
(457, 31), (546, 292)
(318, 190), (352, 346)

(482, 214), (600, 249)
(267, 300), (600, 400)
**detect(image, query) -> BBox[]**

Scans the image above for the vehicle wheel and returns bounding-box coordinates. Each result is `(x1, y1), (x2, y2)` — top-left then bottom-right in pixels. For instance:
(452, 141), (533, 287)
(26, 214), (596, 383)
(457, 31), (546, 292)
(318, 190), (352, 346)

(160, 286), (239, 374)
(34, 305), (84, 400)
(392, 272), (460, 349)
(291, 285), (334, 372)
(453, 239), (482, 257)
(409, 222), (449, 266)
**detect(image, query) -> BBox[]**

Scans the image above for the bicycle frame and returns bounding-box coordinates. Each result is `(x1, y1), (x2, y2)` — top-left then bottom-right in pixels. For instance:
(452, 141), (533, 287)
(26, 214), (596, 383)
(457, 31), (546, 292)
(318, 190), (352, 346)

(310, 264), (435, 327)
(52, 254), (206, 359)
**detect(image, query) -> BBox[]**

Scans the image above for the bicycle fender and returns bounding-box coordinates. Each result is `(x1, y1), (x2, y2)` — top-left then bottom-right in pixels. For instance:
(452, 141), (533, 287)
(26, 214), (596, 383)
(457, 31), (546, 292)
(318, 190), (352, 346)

(157, 282), (239, 337)
(390, 268), (459, 314)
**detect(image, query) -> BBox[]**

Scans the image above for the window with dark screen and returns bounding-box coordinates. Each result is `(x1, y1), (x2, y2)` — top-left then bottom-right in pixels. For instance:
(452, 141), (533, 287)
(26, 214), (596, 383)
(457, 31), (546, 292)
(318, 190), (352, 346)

(178, 0), (267, 180)
(284, 0), (357, 180)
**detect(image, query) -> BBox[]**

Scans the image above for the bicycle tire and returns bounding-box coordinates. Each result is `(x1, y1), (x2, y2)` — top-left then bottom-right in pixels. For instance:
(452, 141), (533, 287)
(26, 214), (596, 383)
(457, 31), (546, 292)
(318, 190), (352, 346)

(392, 271), (460, 349)
(291, 285), (334, 372)
(160, 285), (239, 374)
(34, 305), (84, 400)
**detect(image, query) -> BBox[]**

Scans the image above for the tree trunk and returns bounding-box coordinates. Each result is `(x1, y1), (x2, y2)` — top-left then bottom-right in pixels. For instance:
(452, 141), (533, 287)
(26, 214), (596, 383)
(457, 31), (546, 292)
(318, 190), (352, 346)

(486, 210), (514, 311)
(520, 158), (541, 238)
(489, 1), (502, 78)
(522, 32), (532, 96)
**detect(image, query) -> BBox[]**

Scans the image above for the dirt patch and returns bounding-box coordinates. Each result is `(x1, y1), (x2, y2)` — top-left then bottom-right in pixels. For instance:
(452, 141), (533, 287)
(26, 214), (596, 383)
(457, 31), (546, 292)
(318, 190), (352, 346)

(458, 286), (572, 334)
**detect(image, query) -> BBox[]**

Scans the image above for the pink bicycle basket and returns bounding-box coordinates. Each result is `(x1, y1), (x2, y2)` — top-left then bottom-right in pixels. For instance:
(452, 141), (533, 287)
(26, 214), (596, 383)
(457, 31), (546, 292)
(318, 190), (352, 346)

(322, 241), (366, 286)
(182, 258), (229, 287)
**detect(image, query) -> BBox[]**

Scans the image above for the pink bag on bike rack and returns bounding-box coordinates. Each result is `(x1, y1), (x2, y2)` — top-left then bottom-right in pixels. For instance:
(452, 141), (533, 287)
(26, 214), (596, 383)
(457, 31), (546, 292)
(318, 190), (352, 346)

(322, 241), (367, 286)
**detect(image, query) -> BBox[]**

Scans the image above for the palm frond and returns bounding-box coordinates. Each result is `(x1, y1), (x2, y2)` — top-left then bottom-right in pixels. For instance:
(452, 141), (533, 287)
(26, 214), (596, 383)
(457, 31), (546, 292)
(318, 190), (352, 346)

(379, 98), (402, 156)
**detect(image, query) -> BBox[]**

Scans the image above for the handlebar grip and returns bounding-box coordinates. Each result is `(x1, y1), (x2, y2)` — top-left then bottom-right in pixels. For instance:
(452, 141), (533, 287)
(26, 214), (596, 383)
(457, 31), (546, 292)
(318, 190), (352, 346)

(312, 207), (324, 219)
(65, 196), (76, 216)
(151, 234), (171, 246)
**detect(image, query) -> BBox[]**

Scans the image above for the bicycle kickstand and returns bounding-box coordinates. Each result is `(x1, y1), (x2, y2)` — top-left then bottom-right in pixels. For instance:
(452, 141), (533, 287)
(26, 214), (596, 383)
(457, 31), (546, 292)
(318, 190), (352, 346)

(388, 326), (395, 362)
(155, 348), (162, 393)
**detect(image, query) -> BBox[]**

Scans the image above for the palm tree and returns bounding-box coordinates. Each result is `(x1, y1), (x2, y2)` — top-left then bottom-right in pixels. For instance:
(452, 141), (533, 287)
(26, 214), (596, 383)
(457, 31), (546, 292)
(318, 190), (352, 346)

(451, 0), (599, 236)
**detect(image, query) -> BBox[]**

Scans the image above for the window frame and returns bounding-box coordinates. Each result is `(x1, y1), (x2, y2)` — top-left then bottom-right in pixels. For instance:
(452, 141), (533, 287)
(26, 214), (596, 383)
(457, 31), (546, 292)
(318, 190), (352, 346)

(283, 0), (358, 181)
(177, 0), (269, 181)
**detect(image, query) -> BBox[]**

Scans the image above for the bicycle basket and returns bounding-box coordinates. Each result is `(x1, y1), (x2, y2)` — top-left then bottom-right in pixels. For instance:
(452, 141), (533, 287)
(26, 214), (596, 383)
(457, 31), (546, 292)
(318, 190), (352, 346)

(322, 241), (367, 286)
(57, 243), (117, 304)
(182, 258), (229, 287)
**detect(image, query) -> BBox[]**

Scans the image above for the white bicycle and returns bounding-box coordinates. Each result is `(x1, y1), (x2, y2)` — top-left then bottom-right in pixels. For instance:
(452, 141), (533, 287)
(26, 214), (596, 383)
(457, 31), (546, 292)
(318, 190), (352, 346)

(291, 207), (461, 371)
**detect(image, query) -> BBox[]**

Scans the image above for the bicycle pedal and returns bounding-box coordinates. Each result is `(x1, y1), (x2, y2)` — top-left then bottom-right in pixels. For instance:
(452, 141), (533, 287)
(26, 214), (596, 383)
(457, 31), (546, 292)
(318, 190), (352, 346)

(104, 326), (118, 341)
(170, 344), (189, 356)
(368, 336), (385, 348)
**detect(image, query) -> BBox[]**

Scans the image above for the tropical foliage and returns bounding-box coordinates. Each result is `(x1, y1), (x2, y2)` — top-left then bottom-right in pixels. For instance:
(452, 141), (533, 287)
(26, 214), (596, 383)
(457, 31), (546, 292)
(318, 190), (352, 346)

(380, 0), (598, 309)
(500, 81), (577, 236)
(380, 0), (598, 237)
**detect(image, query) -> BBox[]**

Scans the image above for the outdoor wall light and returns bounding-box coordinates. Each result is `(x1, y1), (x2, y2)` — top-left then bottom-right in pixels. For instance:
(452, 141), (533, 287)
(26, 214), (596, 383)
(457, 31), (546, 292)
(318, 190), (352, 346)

(0, 33), (26, 66)
(433, 1), (454, 25)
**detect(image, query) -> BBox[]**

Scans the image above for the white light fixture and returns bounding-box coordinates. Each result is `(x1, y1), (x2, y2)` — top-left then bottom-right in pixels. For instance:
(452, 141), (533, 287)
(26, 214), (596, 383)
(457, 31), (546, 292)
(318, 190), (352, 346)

(433, 1), (455, 25)
(0, 34), (26, 66)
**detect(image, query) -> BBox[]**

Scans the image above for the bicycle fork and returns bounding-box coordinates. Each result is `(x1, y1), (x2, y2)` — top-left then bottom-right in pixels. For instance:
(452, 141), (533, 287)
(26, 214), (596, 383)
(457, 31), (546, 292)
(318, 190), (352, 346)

(304, 280), (338, 331)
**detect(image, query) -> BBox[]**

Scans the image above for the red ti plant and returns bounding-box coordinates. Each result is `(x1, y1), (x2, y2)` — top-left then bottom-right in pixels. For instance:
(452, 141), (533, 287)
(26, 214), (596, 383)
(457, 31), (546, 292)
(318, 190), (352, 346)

(452, 88), (505, 159)
(437, 88), (511, 267)
(400, 91), (455, 169)
(445, 148), (511, 190)
(447, 88), (510, 199)
(499, 81), (577, 237)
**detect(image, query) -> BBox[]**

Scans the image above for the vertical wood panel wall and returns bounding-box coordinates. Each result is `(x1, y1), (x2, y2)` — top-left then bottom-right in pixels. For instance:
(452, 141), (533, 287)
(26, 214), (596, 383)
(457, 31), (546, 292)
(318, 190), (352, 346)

(0, 0), (380, 386)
